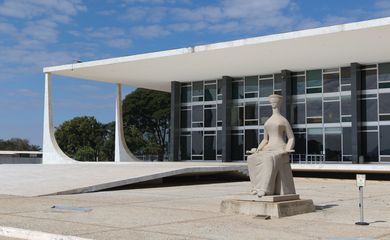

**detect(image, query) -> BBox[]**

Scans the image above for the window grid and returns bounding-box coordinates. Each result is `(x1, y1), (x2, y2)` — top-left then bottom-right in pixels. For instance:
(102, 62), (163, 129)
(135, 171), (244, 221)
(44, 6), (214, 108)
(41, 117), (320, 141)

(178, 62), (390, 162)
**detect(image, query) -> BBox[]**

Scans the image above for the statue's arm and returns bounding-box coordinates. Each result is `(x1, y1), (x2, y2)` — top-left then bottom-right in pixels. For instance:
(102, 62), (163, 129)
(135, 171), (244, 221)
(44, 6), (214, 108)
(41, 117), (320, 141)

(285, 120), (295, 152)
(256, 129), (269, 152)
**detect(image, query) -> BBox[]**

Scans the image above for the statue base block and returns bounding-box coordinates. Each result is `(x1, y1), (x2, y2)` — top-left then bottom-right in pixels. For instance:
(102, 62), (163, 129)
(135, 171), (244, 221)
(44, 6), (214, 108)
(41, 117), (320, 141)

(220, 194), (315, 218)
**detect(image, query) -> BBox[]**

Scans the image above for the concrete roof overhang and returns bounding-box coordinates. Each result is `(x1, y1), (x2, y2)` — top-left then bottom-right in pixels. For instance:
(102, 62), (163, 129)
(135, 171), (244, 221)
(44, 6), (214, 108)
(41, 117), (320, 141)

(44, 17), (390, 92)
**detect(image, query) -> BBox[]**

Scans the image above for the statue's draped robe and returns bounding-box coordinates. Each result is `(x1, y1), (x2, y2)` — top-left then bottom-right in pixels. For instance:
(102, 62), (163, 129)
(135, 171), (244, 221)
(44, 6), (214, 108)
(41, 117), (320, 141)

(247, 117), (296, 196)
(247, 148), (295, 195)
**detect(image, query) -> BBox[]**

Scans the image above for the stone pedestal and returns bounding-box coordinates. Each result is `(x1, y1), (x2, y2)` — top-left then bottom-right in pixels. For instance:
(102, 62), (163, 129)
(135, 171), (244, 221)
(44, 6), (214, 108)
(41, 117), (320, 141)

(220, 194), (315, 218)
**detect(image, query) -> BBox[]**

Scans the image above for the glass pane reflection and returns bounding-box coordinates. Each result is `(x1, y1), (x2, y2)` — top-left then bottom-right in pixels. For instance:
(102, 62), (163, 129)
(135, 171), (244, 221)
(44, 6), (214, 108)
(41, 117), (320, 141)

(259, 79), (273, 97)
(325, 128), (341, 161)
(204, 84), (216, 101)
(380, 126), (390, 155)
(231, 134), (243, 160)
(204, 136), (216, 160)
(361, 99), (378, 122)
(192, 131), (203, 155)
(361, 131), (378, 162)
(324, 101), (340, 123)
(180, 136), (191, 160)
(323, 73), (339, 93)
(308, 128), (323, 154)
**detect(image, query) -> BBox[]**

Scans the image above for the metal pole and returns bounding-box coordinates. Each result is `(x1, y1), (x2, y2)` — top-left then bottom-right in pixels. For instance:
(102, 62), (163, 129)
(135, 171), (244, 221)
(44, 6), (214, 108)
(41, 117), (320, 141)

(359, 186), (364, 222)
(355, 186), (369, 225)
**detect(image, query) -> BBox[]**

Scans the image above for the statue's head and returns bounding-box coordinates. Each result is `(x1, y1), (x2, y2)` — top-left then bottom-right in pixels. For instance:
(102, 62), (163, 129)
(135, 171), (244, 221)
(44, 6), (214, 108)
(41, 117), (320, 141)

(268, 94), (283, 109)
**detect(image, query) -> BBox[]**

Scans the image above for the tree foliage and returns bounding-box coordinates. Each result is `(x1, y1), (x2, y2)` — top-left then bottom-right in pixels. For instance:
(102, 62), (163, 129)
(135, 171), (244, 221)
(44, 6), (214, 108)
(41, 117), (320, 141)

(123, 88), (170, 160)
(75, 146), (95, 161)
(0, 138), (41, 151)
(55, 116), (105, 161)
(54, 88), (171, 161)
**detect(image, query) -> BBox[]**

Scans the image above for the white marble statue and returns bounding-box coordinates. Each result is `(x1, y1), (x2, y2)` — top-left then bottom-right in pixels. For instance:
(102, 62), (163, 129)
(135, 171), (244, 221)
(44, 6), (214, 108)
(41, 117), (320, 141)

(247, 94), (296, 197)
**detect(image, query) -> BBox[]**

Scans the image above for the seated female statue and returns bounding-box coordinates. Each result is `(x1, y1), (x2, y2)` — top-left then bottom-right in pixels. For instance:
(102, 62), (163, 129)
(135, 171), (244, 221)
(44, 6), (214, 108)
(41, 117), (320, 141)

(247, 94), (296, 197)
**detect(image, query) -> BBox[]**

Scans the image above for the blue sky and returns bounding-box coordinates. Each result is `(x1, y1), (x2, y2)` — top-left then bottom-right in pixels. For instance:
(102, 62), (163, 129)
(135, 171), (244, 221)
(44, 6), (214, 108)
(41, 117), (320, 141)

(0, 0), (389, 146)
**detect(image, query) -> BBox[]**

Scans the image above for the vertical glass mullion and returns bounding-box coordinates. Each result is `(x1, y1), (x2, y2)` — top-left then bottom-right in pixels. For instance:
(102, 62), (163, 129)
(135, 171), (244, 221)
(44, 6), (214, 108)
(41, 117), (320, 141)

(339, 67), (344, 161)
(304, 72), (308, 161)
(377, 64), (381, 162)
(321, 70), (324, 158)
(190, 82), (193, 161)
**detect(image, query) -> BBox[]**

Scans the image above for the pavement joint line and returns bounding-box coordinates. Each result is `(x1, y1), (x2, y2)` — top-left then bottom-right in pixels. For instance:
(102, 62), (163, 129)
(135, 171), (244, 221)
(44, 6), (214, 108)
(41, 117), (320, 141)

(123, 227), (214, 240)
(0, 195), (228, 219)
(130, 214), (233, 230)
(5, 210), (229, 231)
(75, 194), (247, 209)
(129, 215), (316, 240)
(32, 195), (217, 211)
(67, 227), (130, 238)
(0, 226), (92, 240)
(129, 202), (225, 214)
(0, 213), (123, 231)
(312, 193), (390, 206)
(375, 231), (390, 239)
(25, 208), (233, 232)
(42, 194), (246, 210)
(77, 226), (214, 240)
(281, 217), (389, 229)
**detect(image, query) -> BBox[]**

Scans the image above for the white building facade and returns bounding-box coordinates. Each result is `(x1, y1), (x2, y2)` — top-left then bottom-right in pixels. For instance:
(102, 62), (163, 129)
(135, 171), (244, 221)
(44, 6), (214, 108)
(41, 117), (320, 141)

(43, 17), (390, 164)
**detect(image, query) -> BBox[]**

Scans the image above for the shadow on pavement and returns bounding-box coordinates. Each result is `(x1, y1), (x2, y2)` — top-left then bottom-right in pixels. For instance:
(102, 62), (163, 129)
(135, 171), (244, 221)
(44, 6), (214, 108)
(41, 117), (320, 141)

(315, 204), (339, 210)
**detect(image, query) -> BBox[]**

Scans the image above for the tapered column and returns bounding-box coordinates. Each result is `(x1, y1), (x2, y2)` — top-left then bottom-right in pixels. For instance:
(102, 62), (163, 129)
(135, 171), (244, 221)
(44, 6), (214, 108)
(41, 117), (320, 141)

(42, 72), (76, 164)
(115, 83), (138, 162)
(169, 81), (181, 161)
(351, 63), (362, 164)
(222, 76), (233, 162)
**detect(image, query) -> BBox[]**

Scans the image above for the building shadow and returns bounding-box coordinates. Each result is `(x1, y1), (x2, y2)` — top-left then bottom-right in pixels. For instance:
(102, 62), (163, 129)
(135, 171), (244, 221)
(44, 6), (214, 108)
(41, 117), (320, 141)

(369, 220), (386, 224)
(315, 204), (339, 210)
(100, 172), (249, 192)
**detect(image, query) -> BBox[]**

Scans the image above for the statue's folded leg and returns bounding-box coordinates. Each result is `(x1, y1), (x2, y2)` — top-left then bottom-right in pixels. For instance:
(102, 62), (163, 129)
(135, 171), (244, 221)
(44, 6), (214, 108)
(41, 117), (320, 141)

(274, 171), (282, 195)
(247, 154), (258, 194)
(253, 152), (277, 195)
(278, 154), (296, 194)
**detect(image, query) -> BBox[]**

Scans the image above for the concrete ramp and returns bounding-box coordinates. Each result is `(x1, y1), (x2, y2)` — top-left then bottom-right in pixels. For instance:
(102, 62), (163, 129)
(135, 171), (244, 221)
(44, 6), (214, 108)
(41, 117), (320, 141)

(0, 162), (246, 197)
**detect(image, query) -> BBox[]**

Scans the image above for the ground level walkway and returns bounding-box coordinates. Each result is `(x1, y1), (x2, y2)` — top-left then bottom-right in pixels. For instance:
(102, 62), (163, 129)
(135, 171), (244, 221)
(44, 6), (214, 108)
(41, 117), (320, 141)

(0, 162), (247, 196)
(2, 162), (390, 197)
(0, 178), (389, 239)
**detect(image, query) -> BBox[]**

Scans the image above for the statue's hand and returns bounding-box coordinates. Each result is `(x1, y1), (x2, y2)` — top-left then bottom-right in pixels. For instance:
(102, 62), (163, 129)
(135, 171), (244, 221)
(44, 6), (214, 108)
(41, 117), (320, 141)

(246, 148), (257, 154)
(285, 149), (295, 153)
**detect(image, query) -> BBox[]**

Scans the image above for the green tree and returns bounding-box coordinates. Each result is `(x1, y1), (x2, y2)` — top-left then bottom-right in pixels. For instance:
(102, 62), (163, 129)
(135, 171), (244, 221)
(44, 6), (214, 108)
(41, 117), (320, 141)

(75, 146), (95, 161)
(124, 125), (147, 155)
(97, 122), (147, 160)
(0, 138), (41, 151)
(100, 122), (115, 161)
(122, 88), (170, 160)
(55, 116), (105, 161)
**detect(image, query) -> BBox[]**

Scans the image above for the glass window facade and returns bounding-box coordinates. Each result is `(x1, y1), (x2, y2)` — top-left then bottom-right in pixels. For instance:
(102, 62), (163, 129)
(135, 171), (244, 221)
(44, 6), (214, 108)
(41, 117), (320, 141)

(306, 69), (322, 93)
(323, 72), (340, 93)
(179, 80), (221, 161)
(362, 68), (377, 90)
(177, 62), (390, 163)
(325, 128), (342, 161)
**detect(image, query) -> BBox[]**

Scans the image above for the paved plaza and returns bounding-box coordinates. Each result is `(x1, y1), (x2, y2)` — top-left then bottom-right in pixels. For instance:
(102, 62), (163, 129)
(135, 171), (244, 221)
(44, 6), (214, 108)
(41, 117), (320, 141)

(0, 177), (390, 239)
(0, 163), (246, 196)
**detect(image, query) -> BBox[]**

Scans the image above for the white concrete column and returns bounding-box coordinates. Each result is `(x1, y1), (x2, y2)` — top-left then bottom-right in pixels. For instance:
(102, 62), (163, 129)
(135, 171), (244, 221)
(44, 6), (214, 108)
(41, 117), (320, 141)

(115, 83), (138, 162)
(42, 73), (77, 164)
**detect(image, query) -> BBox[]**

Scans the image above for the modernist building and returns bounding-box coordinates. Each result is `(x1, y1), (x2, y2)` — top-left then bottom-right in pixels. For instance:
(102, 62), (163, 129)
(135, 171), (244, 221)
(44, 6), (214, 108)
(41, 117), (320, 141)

(0, 151), (42, 164)
(43, 17), (390, 164)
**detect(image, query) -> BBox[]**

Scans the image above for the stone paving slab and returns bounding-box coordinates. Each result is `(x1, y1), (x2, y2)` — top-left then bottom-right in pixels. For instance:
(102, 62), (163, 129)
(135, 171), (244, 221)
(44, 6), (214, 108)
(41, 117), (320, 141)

(1, 178), (390, 239)
(0, 214), (114, 237)
(2, 162), (390, 198)
(0, 162), (246, 197)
